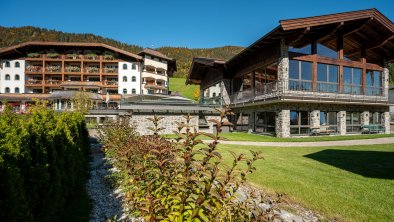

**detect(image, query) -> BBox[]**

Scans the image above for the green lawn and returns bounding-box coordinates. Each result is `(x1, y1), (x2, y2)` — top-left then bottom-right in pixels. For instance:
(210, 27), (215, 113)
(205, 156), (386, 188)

(164, 132), (394, 142)
(169, 77), (199, 100)
(218, 144), (394, 222)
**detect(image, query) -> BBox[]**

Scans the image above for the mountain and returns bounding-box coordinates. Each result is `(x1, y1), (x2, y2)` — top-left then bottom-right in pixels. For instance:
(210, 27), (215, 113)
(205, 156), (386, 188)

(0, 26), (243, 78)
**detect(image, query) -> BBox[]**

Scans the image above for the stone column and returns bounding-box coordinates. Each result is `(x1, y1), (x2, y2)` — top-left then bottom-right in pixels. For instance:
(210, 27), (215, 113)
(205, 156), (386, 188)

(278, 39), (289, 93)
(248, 112), (256, 133)
(276, 109), (290, 138)
(310, 110), (320, 128)
(383, 65), (389, 98)
(361, 111), (369, 126)
(383, 111), (391, 134)
(337, 111), (346, 135)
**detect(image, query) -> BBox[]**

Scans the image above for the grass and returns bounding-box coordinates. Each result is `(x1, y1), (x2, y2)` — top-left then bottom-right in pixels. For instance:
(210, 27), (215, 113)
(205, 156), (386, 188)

(169, 77), (199, 100)
(164, 132), (394, 142)
(217, 143), (394, 222)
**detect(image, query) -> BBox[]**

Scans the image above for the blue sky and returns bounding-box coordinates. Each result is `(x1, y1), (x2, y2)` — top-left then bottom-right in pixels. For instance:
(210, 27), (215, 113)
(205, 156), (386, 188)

(1, 0), (393, 48)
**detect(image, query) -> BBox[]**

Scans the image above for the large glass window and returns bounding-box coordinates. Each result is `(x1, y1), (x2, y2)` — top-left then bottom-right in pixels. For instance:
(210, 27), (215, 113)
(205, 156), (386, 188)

(289, 44), (311, 55)
(346, 112), (361, 133)
(343, 67), (362, 94)
(289, 60), (312, 91)
(320, 111), (338, 132)
(317, 43), (338, 59)
(366, 70), (382, 96)
(369, 112), (382, 125)
(290, 111), (310, 135)
(255, 112), (276, 134)
(317, 63), (338, 93)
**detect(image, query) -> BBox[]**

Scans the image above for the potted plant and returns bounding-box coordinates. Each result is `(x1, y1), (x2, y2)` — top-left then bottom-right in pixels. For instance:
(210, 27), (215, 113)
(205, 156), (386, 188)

(104, 54), (114, 60)
(46, 52), (59, 58)
(27, 52), (40, 58)
(85, 53), (98, 60)
(67, 53), (79, 59)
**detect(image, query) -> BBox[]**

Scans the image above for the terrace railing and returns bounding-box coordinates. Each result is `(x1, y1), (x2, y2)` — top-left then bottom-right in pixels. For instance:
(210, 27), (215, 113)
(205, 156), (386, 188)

(230, 80), (389, 105)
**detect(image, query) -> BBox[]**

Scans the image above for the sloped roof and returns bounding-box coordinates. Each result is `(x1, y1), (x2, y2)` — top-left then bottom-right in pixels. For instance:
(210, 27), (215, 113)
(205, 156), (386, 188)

(188, 8), (394, 86)
(138, 48), (172, 61)
(0, 41), (143, 60)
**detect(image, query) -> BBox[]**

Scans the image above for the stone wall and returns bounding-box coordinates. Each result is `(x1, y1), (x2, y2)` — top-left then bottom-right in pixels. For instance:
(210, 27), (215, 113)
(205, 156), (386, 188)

(275, 109), (290, 138)
(310, 110), (320, 128)
(360, 111), (369, 126)
(278, 39), (289, 93)
(383, 111), (391, 134)
(337, 111), (346, 135)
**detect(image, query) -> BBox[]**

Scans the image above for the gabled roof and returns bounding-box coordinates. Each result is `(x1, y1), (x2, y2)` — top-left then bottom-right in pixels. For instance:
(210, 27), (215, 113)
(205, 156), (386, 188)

(138, 48), (173, 61)
(187, 8), (394, 86)
(0, 41), (143, 60)
(280, 8), (394, 32)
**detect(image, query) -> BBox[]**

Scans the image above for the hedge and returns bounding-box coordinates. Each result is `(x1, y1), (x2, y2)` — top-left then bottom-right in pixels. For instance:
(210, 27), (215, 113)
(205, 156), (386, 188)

(0, 102), (90, 221)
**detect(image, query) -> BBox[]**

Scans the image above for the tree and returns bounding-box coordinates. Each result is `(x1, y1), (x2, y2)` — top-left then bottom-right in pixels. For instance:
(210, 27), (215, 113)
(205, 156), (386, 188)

(193, 88), (200, 101)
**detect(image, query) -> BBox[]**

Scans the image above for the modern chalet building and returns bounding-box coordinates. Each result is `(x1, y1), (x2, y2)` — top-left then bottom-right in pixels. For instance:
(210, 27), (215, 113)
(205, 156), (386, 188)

(188, 9), (393, 137)
(0, 41), (176, 111)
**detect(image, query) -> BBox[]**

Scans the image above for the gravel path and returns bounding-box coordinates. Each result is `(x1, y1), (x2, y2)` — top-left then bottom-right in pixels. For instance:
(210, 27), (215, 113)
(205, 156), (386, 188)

(204, 137), (394, 147)
(86, 139), (123, 222)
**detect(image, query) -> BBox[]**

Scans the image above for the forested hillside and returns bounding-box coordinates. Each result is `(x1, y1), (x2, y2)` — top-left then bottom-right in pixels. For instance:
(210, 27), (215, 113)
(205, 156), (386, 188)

(0, 26), (243, 77)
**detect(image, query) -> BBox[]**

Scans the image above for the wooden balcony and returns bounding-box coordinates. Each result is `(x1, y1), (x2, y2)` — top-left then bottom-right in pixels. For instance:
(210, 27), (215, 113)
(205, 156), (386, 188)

(25, 80), (43, 86)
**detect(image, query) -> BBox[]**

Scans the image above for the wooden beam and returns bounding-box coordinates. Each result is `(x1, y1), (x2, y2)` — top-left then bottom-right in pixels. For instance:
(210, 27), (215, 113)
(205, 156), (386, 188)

(343, 18), (373, 37)
(317, 22), (344, 43)
(346, 34), (394, 56)
(288, 27), (310, 45)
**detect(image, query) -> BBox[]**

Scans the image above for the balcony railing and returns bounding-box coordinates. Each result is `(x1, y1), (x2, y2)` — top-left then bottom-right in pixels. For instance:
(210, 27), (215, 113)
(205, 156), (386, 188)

(65, 66), (81, 72)
(104, 68), (118, 73)
(25, 80), (43, 85)
(84, 67), (100, 73)
(45, 66), (61, 72)
(25, 54), (118, 60)
(229, 80), (388, 105)
(45, 80), (62, 85)
(25, 66), (42, 72)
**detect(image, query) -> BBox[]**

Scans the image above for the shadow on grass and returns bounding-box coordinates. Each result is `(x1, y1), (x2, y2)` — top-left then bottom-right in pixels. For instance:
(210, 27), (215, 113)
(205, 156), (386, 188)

(304, 150), (394, 179)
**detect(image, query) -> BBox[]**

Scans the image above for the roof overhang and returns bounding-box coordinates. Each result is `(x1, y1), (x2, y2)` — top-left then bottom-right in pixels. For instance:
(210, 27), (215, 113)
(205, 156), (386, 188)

(0, 41), (143, 61)
(186, 57), (226, 89)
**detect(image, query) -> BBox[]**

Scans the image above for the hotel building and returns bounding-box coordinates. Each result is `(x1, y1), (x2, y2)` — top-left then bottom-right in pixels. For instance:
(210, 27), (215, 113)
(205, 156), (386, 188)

(188, 9), (393, 137)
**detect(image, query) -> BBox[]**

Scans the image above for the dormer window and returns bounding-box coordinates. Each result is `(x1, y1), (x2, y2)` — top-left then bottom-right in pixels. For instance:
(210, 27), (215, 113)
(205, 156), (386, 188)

(123, 64), (128, 70)
(132, 64), (136, 70)
(5, 61), (10, 68)
(15, 62), (20, 68)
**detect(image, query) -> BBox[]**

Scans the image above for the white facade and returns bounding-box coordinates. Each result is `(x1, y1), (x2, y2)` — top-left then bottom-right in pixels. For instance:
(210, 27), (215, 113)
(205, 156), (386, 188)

(118, 61), (141, 95)
(0, 60), (25, 93)
(204, 83), (221, 98)
(141, 55), (169, 94)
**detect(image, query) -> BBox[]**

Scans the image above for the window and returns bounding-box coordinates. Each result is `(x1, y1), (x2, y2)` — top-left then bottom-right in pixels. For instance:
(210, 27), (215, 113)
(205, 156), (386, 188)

(369, 112), (382, 125)
(131, 76), (136, 82)
(289, 44), (311, 55)
(290, 111), (310, 135)
(366, 70), (382, 96)
(123, 88), (127, 94)
(5, 74), (10, 80)
(123, 76), (127, 82)
(15, 74), (20, 81)
(5, 61), (10, 67)
(320, 111), (337, 132)
(15, 62), (20, 68)
(132, 64), (136, 70)
(5, 87), (10, 93)
(289, 60), (312, 91)
(346, 112), (361, 133)
(317, 63), (338, 93)
(132, 88), (136, 94)
(212, 92), (216, 97)
(343, 67), (362, 94)
(123, 64), (128, 70)
(255, 112), (276, 134)
(317, 43), (337, 59)
(15, 87), (20, 93)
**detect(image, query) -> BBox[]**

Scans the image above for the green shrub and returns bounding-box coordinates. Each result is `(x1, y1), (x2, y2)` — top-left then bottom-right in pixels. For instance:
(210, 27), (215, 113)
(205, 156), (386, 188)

(100, 108), (265, 221)
(0, 101), (90, 221)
